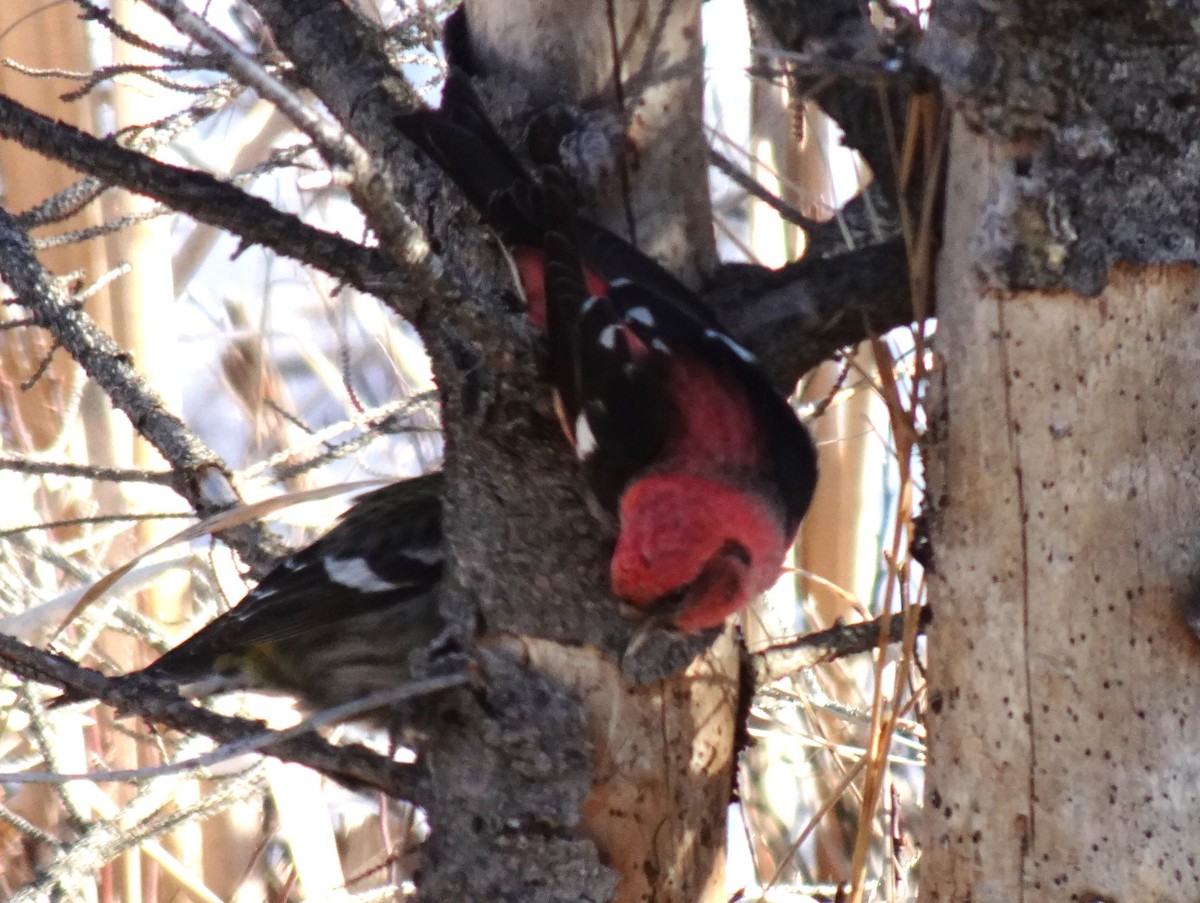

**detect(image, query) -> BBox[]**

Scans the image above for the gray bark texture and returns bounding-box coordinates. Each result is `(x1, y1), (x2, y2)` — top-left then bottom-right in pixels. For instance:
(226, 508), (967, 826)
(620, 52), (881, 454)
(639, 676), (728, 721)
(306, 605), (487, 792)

(923, 1), (1200, 900)
(425, 5), (736, 900)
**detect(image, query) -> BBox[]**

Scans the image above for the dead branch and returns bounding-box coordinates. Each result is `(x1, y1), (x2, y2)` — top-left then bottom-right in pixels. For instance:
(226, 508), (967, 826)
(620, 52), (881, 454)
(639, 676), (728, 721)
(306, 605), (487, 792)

(0, 205), (285, 567)
(753, 604), (931, 677)
(0, 633), (430, 803)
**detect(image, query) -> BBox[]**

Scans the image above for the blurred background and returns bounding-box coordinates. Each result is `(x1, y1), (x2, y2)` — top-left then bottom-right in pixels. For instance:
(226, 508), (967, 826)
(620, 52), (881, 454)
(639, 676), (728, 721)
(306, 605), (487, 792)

(0, 1), (927, 899)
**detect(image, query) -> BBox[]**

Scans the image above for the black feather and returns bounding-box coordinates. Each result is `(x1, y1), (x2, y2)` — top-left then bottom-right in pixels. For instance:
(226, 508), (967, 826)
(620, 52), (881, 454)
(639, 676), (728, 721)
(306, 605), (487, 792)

(139, 473), (446, 703)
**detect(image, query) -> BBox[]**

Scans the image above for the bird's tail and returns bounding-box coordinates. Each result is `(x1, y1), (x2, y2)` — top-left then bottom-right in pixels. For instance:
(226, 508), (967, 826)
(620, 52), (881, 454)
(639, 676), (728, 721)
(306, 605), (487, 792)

(394, 69), (543, 246)
(534, 167), (594, 419)
(395, 68), (716, 326)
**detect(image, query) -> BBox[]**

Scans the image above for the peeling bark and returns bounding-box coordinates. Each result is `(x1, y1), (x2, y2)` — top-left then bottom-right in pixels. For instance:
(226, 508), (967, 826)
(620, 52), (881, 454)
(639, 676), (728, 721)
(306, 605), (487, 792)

(924, 3), (1200, 899)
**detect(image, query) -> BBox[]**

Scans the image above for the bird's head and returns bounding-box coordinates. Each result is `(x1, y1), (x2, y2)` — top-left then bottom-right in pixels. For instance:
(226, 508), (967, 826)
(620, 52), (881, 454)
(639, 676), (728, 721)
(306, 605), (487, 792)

(611, 473), (788, 633)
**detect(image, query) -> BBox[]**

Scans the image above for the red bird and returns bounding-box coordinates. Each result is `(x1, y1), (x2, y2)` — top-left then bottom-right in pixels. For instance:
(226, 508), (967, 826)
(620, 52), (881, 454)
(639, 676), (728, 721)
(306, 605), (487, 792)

(396, 70), (817, 632)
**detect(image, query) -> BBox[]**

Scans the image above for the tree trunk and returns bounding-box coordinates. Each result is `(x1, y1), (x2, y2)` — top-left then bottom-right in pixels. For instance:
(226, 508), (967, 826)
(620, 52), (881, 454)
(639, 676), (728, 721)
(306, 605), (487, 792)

(427, 3), (736, 901)
(923, 1), (1200, 897)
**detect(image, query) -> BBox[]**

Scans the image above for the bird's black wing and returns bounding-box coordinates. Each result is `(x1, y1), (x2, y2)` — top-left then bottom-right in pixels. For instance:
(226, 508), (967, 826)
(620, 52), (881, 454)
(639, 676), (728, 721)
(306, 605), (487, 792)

(142, 474), (444, 684)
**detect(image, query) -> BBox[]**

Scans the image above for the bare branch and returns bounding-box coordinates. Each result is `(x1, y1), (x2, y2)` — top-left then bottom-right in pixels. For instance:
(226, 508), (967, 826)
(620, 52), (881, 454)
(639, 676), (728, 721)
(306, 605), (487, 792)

(704, 239), (915, 390)
(16, 768), (263, 902)
(0, 633), (431, 803)
(0, 95), (408, 303)
(0, 456), (176, 485)
(0, 512), (193, 542)
(241, 0), (506, 326)
(140, 0), (367, 170)
(709, 145), (820, 232)
(145, 0), (470, 339)
(753, 604), (931, 676)
(0, 205), (289, 568)
(0, 88), (516, 367)
(17, 78), (244, 230)
(10, 675), (468, 785)
(74, 0), (213, 66)
(0, 205), (223, 495)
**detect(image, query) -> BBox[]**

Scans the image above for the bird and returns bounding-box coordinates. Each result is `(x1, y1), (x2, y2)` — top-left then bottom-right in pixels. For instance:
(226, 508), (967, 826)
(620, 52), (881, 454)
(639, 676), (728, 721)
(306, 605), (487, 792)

(394, 66), (818, 633)
(120, 472), (449, 711)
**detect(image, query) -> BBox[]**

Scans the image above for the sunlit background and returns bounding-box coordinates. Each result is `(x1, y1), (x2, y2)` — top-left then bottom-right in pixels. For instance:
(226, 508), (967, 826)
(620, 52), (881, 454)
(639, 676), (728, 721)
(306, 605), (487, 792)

(0, 1), (928, 899)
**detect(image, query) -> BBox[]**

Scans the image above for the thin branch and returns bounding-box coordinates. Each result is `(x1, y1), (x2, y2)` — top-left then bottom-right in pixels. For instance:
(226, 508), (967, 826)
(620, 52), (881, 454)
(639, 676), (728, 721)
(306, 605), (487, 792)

(140, 0), (366, 170)
(241, 0), (494, 311)
(8, 674), (469, 785)
(17, 78), (245, 230)
(241, 394), (440, 483)
(33, 207), (169, 249)
(145, 0), (447, 305)
(14, 765), (262, 902)
(0, 633), (432, 802)
(0, 205), (285, 568)
(36, 144), (308, 251)
(74, 0), (213, 66)
(709, 145), (819, 232)
(0, 204), (225, 496)
(0, 95), (410, 304)
(744, 0), (932, 214)
(752, 604), (931, 676)
(0, 512), (193, 542)
(0, 457), (176, 486)
(17, 338), (59, 391)
(60, 64), (218, 102)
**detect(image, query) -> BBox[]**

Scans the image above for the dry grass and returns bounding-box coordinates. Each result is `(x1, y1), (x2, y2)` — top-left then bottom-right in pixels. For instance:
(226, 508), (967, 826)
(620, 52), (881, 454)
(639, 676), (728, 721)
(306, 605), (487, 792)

(0, 1), (936, 900)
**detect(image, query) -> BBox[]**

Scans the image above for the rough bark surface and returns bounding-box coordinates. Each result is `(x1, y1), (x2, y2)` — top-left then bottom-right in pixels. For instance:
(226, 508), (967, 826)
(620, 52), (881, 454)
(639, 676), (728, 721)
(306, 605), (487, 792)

(0, 0), (924, 897)
(921, 0), (1200, 296)
(238, 1), (731, 899)
(925, 122), (1200, 903)
(431, 2), (736, 901)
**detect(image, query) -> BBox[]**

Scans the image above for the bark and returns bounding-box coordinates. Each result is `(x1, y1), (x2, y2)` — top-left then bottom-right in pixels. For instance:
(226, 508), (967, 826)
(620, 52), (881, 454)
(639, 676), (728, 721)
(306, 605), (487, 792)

(923, 1), (1200, 898)
(235, 1), (737, 898)
(462, 0), (716, 286)
(430, 4), (735, 900)
(0, 635), (431, 801)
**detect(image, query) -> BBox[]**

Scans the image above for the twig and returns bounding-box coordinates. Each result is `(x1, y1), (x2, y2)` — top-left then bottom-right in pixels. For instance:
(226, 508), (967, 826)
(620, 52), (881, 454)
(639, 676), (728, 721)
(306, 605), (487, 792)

(17, 79), (244, 230)
(0, 206), (230, 502)
(752, 604), (931, 677)
(709, 145), (819, 232)
(0, 96), (410, 304)
(140, 0), (366, 170)
(144, 0), (441, 289)
(74, 0), (213, 66)
(0, 457), (176, 485)
(0, 633), (432, 802)
(0, 512), (194, 542)
(0, 205), (288, 569)
(10, 765), (262, 903)
(7, 673), (468, 784)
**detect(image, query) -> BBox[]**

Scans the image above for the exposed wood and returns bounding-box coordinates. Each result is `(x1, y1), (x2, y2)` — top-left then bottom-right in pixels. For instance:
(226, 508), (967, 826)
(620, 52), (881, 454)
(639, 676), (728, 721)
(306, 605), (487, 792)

(925, 121), (1200, 901)
(528, 637), (737, 903)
